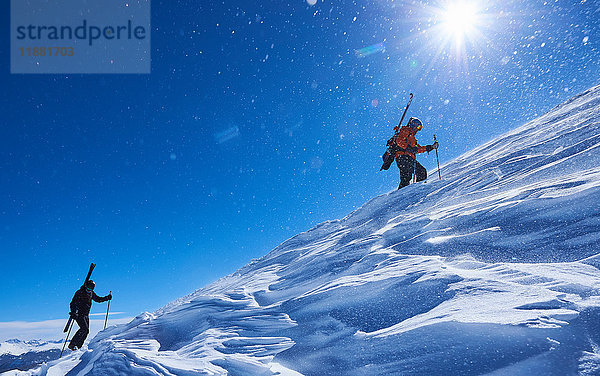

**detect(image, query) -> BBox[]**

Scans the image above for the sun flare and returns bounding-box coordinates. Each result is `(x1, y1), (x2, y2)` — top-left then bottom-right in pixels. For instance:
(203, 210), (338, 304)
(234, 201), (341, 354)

(442, 2), (479, 44)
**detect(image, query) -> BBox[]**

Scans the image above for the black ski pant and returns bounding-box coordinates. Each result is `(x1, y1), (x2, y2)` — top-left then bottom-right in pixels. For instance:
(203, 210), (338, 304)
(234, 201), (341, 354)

(397, 155), (427, 189)
(69, 315), (89, 349)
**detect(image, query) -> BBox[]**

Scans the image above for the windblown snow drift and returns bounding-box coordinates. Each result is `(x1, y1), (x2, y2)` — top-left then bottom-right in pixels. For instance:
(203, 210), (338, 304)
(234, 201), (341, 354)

(18, 85), (600, 375)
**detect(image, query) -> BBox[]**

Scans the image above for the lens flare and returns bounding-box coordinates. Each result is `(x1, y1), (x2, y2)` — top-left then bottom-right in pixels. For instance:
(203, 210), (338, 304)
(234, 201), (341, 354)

(355, 43), (385, 58)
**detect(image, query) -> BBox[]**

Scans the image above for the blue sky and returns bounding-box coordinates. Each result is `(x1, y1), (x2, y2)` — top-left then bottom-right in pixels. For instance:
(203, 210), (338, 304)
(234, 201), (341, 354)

(1, 0), (599, 334)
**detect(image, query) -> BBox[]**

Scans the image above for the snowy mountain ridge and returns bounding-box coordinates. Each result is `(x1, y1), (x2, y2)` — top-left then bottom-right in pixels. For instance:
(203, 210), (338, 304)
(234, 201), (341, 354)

(0, 340), (61, 357)
(14, 84), (600, 375)
(0, 340), (62, 375)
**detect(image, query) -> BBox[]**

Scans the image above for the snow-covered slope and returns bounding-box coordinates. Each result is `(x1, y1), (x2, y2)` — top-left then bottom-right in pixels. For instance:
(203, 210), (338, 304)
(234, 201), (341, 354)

(17, 85), (600, 375)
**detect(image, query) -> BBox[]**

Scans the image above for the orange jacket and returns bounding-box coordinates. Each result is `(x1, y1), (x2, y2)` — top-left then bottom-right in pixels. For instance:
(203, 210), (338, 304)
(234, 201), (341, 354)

(394, 126), (427, 160)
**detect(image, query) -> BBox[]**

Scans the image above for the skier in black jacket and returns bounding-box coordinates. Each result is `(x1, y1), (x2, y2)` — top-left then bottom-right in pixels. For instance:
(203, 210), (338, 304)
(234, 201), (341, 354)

(68, 280), (111, 350)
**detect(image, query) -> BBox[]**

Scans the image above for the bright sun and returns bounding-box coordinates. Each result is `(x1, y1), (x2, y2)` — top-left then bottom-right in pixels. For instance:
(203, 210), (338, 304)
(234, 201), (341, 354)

(398, 0), (490, 73)
(442, 2), (479, 44)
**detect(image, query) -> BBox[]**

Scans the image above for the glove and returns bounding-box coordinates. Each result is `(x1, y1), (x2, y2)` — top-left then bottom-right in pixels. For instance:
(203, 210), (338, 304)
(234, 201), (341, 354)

(107, 294), (112, 301)
(69, 311), (77, 319)
(426, 142), (439, 152)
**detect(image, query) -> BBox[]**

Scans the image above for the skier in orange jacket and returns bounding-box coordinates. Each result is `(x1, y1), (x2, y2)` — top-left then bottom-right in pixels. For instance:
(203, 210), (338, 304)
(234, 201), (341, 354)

(395, 117), (438, 189)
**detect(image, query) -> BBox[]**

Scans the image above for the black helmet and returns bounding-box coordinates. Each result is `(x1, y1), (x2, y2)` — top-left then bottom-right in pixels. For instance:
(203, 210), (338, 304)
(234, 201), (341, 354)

(408, 117), (423, 131)
(85, 280), (95, 290)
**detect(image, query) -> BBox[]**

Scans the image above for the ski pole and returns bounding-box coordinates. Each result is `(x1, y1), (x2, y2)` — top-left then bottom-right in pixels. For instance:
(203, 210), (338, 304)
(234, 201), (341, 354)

(60, 319), (74, 358)
(413, 157), (417, 183)
(434, 134), (441, 180)
(104, 291), (112, 330)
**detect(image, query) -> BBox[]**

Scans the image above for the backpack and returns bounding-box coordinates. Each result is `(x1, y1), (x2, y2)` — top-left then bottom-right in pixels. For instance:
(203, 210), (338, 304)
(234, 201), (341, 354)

(380, 134), (399, 171)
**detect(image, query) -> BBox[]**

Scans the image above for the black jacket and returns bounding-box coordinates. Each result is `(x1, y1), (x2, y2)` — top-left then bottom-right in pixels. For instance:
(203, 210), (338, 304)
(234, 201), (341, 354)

(70, 286), (109, 317)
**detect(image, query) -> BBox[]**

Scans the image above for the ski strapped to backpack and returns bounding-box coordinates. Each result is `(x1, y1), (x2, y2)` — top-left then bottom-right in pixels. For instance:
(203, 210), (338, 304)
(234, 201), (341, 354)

(380, 93), (413, 171)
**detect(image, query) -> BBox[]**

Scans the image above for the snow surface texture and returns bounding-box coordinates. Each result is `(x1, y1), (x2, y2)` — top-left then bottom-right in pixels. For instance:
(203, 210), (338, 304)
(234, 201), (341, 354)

(13, 85), (600, 375)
